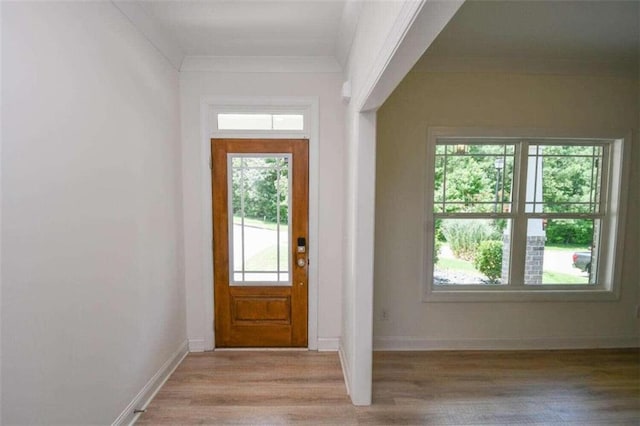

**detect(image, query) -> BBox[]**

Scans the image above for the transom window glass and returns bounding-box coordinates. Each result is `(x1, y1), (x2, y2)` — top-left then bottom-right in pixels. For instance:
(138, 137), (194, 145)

(218, 113), (304, 131)
(228, 155), (292, 285)
(429, 137), (616, 292)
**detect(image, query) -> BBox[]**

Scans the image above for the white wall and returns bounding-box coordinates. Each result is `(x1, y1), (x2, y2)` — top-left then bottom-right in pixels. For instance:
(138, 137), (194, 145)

(375, 69), (640, 349)
(2, 2), (186, 424)
(179, 70), (345, 351)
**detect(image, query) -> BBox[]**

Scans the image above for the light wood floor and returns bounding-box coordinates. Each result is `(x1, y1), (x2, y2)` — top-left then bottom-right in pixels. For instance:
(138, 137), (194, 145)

(137, 348), (639, 425)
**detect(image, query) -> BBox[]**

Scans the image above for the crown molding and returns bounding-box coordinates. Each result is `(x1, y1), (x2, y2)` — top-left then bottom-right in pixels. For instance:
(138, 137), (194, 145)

(111, 0), (184, 70)
(335, 0), (364, 69)
(180, 56), (342, 73)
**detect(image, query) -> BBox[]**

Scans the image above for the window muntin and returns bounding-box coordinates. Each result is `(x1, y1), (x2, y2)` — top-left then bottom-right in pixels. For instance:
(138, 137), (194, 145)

(430, 137), (612, 291)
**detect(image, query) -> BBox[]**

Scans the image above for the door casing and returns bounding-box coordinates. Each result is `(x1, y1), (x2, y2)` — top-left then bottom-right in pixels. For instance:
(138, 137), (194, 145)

(200, 97), (320, 350)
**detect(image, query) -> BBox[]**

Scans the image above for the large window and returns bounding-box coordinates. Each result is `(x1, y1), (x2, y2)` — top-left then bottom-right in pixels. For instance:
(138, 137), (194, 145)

(425, 131), (628, 301)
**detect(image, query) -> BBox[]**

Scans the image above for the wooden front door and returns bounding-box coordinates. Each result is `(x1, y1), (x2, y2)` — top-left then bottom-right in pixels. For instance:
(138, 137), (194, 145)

(212, 139), (309, 347)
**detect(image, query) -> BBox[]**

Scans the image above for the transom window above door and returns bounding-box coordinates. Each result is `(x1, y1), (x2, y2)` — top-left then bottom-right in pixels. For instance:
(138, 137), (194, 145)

(216, 113), (305, 131)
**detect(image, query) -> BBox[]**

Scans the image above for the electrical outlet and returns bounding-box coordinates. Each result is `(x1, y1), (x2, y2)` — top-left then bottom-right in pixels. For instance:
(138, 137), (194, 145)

(381, 309), (389, 321)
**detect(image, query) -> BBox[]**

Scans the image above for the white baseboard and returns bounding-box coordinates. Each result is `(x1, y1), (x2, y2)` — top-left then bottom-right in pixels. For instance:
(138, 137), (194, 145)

(338, 340), (351, 396)
(112, 339), (189, 426)
(373, 335), (640, 351)
(188, 338), (206, 352)
(316, 337), (339, 351)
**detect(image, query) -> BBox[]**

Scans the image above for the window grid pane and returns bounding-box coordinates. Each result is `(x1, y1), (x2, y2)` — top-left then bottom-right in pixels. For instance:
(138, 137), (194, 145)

(434, 143), (515, 214)
(526, 144), (604, 214)
(229, 154), (291, 286)
(524, 218), (599, 285)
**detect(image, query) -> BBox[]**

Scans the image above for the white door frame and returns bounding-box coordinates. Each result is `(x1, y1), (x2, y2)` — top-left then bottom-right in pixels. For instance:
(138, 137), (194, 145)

(341, 0), (463, 404)
(199, 96), (320, 350)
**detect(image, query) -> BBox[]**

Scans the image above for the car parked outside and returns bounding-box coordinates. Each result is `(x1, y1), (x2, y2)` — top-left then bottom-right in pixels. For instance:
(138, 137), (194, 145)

(572, 251), (591, 273)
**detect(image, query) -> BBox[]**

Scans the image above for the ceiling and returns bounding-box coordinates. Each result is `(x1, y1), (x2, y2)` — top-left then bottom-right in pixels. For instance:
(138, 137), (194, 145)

(124, 0), (638, 73)
(418, 1), (639, 65)
(137, 0), (347, 57)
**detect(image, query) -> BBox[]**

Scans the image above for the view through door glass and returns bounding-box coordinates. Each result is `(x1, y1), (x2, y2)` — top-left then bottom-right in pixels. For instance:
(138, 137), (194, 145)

(229, 155), (291, 284)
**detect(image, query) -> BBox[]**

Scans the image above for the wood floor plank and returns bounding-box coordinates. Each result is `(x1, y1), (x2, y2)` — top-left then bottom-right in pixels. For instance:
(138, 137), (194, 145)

(137, 348), (639, 425)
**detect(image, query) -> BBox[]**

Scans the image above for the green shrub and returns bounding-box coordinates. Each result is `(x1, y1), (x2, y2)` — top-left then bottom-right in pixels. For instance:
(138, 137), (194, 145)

(545, 219), (592, 245)
(434, 219), (446, 242)
(473, 240), (503, 283)
(433, 239), (442, 264)
(440, 219), (500, 260)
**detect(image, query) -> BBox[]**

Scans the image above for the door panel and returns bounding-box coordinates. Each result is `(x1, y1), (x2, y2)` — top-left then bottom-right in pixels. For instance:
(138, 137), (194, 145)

(212, 139), (309, 347)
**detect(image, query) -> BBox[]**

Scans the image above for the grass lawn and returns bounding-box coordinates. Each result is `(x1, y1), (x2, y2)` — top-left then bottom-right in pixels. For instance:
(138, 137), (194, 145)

(545, 244), (590, 252)
(541, 271), (587, 284)
(436, 257), (481, 275)
(437, 248), (588, 284)
(246, 244), (289, 271)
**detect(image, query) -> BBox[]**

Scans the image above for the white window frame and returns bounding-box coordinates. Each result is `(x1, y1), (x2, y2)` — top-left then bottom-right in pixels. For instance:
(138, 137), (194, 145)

(423, 127), (631, 302)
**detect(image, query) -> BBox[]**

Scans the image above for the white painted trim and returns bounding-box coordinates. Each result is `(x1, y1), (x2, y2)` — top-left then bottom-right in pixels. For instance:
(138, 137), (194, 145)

(338, 341), (351, 396)
(111, 1), (184, 70)
(354, 1), (424, 111)
(335, 0), (364, 69)
(412, 55), (638, 78)
(112, 340), (188, 426)
(199, 96), (320, 351)
(350, 111), (376, 406)
(341, 0), (461, 406)
(317, 337), (340, 352)
(359, 0), (463, 111)
(373, 336), (640, 351)
(188, 339), (206, 353)
(181, 56), (341, 73)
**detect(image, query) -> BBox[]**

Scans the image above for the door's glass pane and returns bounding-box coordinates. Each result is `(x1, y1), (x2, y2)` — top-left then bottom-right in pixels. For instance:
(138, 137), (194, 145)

(434, 218), (510, 285)
(524, 218), (598, 285)
(229, 155), (291, 285)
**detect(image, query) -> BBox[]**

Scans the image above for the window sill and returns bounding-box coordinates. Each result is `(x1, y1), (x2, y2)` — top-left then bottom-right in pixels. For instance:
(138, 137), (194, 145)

(423, 286), (619, 303)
